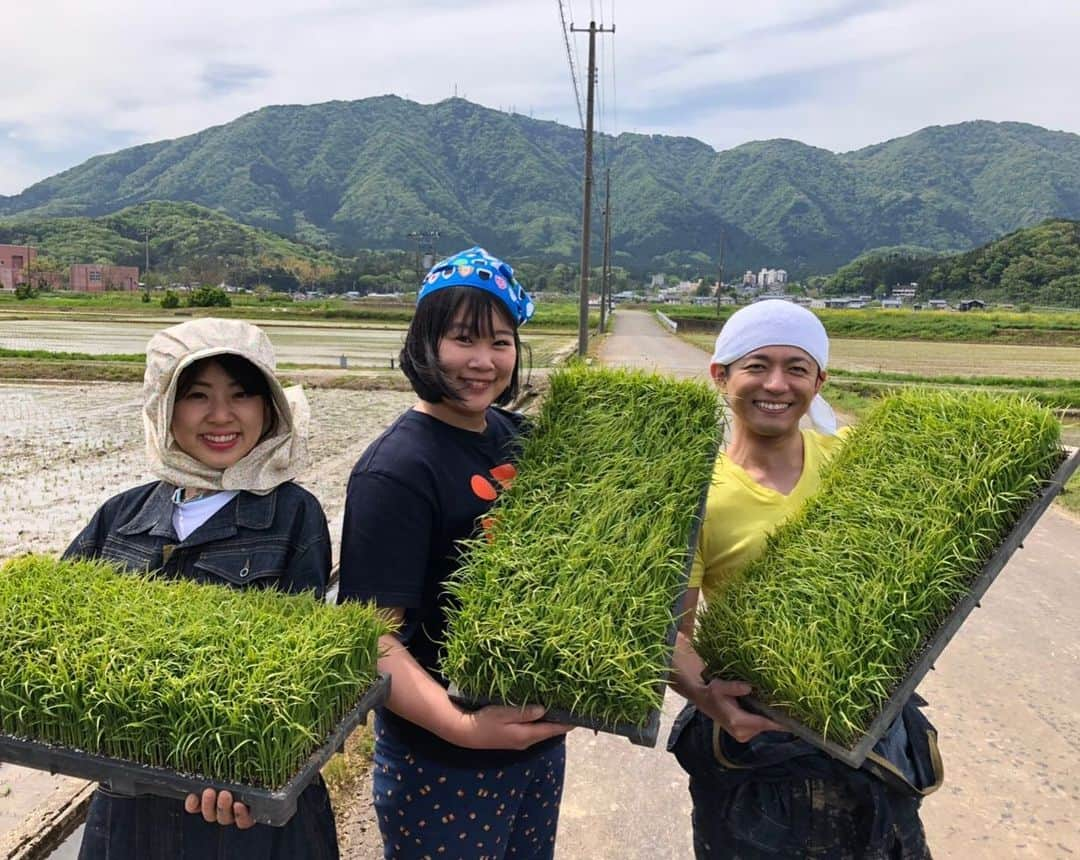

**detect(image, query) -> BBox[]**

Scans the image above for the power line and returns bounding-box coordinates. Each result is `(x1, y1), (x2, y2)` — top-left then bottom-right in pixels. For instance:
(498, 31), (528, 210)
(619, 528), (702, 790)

(557, 0), (585, 130)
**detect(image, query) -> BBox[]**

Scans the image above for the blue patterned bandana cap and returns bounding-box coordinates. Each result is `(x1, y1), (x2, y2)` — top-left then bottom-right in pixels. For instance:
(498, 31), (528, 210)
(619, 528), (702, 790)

(418, 246), (535, 325)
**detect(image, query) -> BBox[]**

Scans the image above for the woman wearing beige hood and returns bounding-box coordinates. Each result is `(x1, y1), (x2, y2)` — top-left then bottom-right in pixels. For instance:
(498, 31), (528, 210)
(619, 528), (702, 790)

(64, 318), (339, 860)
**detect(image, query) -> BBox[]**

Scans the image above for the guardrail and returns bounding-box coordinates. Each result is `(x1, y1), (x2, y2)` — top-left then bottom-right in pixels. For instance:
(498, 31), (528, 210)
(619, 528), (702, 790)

(655, 311), (677, 332)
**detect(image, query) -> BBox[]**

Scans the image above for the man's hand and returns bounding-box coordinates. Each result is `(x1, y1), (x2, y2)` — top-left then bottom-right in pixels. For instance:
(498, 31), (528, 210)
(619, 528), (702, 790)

(699, 679), (784, 743)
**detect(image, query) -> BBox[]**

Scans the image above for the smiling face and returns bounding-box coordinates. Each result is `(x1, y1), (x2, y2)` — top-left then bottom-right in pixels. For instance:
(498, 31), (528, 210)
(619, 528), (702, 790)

(170, 360), (271, 470)
(712, 345), (825, 440)
(420, 306), (517, 431)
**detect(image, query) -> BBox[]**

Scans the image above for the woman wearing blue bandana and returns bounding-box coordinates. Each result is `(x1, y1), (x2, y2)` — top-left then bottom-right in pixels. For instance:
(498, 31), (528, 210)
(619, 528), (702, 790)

(338, 248), (570, 859)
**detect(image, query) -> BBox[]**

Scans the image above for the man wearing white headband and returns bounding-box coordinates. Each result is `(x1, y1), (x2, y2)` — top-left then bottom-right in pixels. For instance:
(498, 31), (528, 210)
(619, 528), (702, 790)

(668, 300), (939, 859)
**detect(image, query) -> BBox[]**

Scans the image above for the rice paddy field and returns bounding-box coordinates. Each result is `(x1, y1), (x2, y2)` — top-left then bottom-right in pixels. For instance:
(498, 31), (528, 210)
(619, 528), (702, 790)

(0, 381), (415, 560)
(682, 332), (1080, 380)
(0, 318), (575, 370)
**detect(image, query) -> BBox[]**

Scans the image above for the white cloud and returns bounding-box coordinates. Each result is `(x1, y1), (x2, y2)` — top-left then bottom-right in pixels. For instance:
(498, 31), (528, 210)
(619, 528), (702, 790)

(1, 0), (1078, 194)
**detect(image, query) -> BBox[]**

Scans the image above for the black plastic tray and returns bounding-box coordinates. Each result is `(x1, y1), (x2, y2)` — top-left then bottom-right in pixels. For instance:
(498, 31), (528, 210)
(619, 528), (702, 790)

(740, 447), (1080, 768)
(0, 673), (390, 827)
(448, 451), (717, 748)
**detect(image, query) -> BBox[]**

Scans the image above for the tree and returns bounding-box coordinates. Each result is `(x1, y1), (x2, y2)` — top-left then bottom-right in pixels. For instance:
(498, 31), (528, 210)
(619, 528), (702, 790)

(160, 290), (180, 309)
(188, 286), (232, 308)
(14, 282), (38, 300)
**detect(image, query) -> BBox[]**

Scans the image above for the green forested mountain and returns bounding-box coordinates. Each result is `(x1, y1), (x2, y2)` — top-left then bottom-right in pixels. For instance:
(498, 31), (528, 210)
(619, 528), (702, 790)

(3, 97), (1080, 276)
(823, 220), (1080, 305)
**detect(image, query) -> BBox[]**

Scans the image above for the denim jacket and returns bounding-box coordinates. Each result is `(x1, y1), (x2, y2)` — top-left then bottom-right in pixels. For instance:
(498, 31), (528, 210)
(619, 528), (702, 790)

(63, 479), (337, 860)
(64, 480), (330, 597)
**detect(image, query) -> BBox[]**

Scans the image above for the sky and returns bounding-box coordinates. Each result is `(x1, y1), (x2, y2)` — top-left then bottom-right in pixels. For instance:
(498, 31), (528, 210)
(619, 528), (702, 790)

(2, 0), (1079, 196)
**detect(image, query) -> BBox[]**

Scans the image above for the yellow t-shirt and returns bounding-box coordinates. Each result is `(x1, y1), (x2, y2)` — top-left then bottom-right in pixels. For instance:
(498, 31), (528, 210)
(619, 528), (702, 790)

(689, 428), (847, 604)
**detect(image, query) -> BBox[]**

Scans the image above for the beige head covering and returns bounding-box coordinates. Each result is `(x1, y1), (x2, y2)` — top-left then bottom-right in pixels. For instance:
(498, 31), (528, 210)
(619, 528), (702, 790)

(143, 318), (310, 495)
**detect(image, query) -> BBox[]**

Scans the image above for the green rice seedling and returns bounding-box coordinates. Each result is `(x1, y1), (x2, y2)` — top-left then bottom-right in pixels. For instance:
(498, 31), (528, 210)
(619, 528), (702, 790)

(694, 389), (1062, 748)
(0, 554), (389, 789)
(442, 365), (722, 730)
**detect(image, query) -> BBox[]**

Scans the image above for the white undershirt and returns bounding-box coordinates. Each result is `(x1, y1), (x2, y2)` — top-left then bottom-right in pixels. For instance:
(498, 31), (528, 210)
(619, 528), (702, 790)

(172, 491), (240, 541)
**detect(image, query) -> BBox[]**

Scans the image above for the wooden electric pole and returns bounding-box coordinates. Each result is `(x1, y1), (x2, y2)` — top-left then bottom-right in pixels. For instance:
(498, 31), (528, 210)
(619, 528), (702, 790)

(600, 168), (612, 333)
(715, 228), (725, 317)
(571, 19), (615, 356)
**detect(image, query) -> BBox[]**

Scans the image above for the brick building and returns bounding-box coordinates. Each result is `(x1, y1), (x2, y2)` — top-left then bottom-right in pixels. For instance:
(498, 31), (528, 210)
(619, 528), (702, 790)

(0, 243), (37, 290)
(70, 264), (140, 292)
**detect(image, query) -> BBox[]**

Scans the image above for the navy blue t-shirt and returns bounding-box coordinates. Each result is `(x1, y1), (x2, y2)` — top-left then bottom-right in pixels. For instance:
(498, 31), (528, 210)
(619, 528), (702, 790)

(338, 406), (561, 765)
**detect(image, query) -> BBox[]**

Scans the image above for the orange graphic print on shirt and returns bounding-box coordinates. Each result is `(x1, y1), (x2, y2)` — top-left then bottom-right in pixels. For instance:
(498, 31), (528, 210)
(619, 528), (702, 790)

(472, 463), (517, 539)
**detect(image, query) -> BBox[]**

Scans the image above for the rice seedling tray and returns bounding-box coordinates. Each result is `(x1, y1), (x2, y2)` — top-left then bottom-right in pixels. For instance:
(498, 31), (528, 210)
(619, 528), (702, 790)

(446, 468), (711, 748)
(740, 445), (1078, 769)
(0, 673), (390, 827)
(443, 367), (721, 747)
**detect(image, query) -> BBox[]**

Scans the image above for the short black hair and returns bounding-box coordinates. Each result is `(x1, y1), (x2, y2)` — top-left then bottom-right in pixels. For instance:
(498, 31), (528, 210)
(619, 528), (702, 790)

(175, 354), (278, 436)
(400, 286), (526, 406)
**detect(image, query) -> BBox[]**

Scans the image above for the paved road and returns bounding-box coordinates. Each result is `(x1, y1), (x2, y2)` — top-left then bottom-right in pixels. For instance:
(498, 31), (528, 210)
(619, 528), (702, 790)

(552, 309), (1080, 859)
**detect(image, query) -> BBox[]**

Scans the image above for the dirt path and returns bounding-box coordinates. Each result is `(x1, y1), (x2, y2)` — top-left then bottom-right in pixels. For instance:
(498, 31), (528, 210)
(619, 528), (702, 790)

(553, 309), (1080, 859)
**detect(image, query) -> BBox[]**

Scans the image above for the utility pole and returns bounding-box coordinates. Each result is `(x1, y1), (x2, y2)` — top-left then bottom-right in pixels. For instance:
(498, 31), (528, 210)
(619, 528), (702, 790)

(715, 228), (725, 317)
(600, 169), (612, 333)
(144, 226), (151, 277)
(407, 231), (440, 281)
(571, 19), (615, 356)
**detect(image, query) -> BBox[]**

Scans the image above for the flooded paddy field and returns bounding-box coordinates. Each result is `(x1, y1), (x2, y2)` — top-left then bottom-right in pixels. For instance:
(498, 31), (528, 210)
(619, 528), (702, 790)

(0, 381), (415, 559)
(827, 337), (1080, 379)
(0, 318), (574, 369)
(684, 333), (1080, 379)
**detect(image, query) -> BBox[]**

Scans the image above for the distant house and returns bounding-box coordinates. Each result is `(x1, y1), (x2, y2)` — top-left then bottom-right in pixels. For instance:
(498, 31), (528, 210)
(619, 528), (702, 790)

(927, 299), (950, 310)
(824, 297), (867, 309)
(881, 298), (903, 309)
(0, 243), (37, 290)
(957, 299), (987, 312)
(892, 284), (917, 302)
(70, 264), (139, 292)
(754, 294), (793, 303)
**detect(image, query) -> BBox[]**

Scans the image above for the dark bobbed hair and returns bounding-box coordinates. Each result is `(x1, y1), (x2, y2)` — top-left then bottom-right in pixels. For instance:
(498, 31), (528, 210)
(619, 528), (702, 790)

(174, 354), (278, 437)
(400, 286), (528, 406)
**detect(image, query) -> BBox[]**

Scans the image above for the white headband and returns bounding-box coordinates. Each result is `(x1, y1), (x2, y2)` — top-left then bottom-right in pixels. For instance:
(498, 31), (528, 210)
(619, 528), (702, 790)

(711, 299), (837, 435)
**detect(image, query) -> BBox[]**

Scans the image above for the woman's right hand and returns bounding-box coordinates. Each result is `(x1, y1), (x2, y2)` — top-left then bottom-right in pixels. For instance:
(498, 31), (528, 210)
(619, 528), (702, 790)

(452, 704), (573, 751)
(698, 678), (783, 743)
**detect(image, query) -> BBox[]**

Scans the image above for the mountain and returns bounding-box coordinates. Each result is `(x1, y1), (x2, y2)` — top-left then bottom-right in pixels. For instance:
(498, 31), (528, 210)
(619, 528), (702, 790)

(3, 97), (1080, 276)
(823, 219), (1080, 305)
